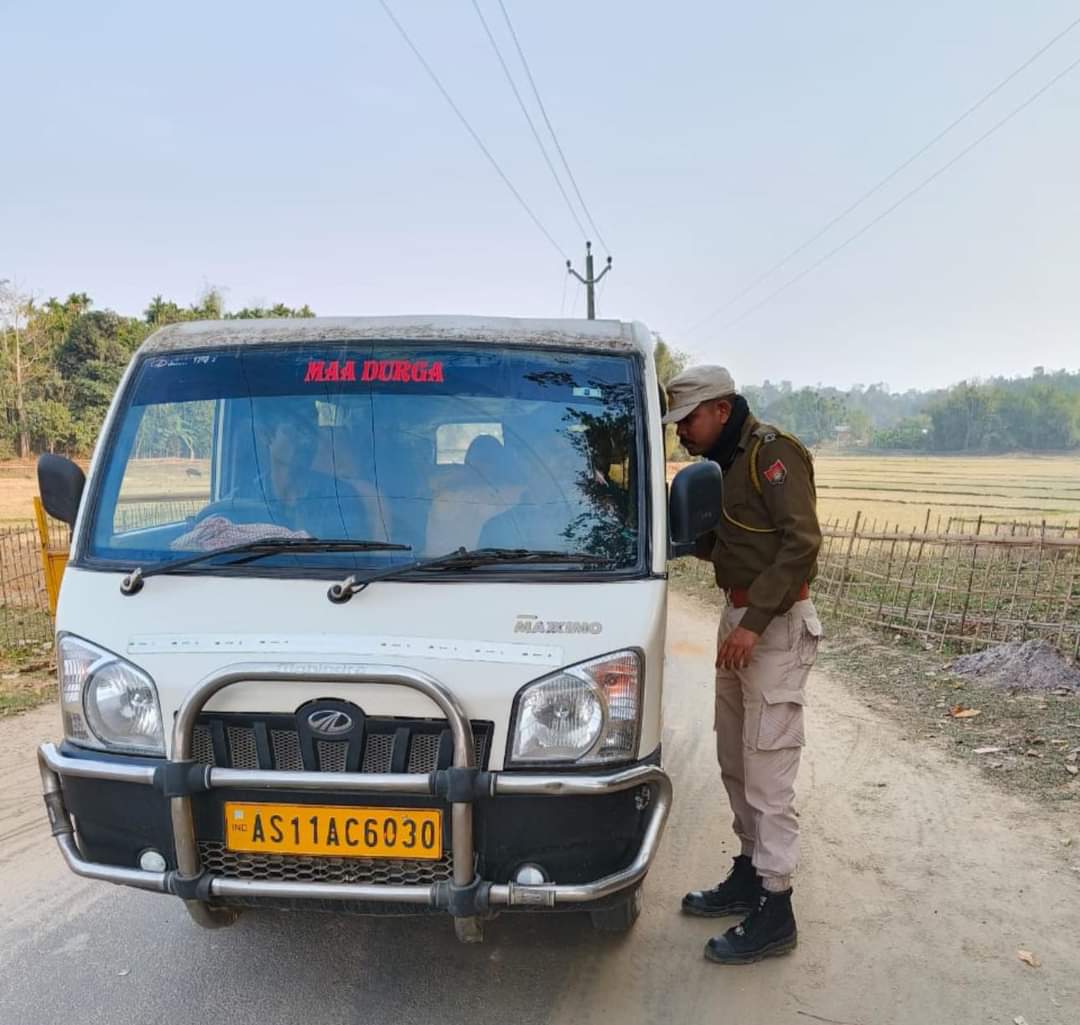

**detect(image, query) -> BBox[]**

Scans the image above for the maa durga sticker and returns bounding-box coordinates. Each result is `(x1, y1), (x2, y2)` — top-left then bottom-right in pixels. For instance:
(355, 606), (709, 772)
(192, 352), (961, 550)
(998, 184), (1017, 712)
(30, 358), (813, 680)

(763, 459), (788, 485)
(304, 359), (444, 384)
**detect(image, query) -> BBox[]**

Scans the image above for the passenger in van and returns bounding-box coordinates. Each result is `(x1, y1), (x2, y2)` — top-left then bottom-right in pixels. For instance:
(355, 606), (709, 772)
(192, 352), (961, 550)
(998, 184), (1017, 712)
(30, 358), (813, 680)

(474, 431), (579, 552)
(426, 433), (527, 552)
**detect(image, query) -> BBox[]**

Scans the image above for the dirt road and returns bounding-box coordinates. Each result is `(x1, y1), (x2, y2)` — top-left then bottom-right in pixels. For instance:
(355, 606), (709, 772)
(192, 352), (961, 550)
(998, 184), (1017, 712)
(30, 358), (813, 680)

(2, 594), (1077, 1025)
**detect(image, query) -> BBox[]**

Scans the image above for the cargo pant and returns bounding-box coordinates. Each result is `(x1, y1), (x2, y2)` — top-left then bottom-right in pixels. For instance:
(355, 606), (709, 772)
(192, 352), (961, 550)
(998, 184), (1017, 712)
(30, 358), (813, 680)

(714, 600), (822, 891)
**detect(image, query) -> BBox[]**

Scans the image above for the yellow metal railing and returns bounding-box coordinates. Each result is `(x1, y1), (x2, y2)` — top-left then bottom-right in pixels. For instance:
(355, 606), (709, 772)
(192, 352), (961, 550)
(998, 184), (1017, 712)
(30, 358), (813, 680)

(34, 497), (69, 616)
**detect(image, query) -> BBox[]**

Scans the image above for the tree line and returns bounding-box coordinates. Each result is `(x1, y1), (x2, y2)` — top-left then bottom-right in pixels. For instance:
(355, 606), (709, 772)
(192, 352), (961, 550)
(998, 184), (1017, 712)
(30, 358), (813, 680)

(655, 339), (1080, 454)
(0, 284), (312, 457)
(0, 287), (1075, 458)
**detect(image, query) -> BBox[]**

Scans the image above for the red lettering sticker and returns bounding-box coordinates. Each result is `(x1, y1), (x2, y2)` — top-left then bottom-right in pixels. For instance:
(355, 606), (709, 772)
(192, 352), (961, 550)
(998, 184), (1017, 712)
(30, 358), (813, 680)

(763, 459), (787, 485)
(307, 359), (445, 385)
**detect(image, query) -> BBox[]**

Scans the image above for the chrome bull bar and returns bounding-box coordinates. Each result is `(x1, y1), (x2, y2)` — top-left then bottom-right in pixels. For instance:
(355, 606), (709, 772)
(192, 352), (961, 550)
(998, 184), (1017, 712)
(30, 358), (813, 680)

(37, 660), (672, 943)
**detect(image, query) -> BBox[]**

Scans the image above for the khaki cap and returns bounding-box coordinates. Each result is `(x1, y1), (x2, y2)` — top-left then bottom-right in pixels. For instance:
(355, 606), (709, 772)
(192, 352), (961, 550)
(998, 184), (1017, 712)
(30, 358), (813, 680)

(662, 365), (737, 424)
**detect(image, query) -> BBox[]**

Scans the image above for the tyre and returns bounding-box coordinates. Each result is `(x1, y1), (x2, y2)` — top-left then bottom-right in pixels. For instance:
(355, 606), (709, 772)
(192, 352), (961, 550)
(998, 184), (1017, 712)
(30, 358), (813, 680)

(589, 886), (642, 933)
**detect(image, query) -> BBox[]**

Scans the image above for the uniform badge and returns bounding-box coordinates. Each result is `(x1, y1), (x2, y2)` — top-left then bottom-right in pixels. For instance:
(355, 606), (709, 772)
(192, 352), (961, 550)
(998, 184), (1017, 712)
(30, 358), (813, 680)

(763, 459), (787, 485)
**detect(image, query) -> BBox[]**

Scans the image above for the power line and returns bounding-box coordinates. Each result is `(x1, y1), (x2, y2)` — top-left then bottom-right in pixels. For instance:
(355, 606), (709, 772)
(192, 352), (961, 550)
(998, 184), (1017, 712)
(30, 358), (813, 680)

(496, 0), (610, 254)
(471, 0), (589, 243)
(377, 0), (568, 259)
(714, 51), (1080, 335)
(686, 12), (1080, 335)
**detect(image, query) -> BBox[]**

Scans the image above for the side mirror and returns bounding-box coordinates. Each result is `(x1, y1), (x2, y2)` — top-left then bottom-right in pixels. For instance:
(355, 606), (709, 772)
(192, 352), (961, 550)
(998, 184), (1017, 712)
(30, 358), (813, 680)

(37, 454), (86, 527)
(669, 461), (723, 549)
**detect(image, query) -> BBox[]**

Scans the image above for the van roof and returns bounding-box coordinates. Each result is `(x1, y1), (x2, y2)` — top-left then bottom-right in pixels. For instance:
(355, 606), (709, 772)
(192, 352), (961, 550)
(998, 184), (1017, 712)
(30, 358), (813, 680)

(140, 315), (653, 356)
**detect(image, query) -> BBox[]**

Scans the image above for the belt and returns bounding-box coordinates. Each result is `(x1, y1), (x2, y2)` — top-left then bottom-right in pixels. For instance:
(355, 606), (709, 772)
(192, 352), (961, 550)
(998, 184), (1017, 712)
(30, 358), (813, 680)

(727, 582), (809, 609)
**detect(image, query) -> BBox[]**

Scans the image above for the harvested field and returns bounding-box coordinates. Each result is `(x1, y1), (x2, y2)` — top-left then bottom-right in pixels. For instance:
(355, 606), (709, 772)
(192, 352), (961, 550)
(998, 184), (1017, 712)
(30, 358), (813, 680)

(670, 452), (1080, 531)
(0, 462), (43, 523)
(813, 452), (1080, 530)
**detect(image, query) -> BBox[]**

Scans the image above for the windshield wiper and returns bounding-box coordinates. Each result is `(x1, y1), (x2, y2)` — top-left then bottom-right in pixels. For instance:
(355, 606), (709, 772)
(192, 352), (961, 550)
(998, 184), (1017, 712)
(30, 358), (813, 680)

(326, 547), (611, 604)
(120, 537), (412, 596)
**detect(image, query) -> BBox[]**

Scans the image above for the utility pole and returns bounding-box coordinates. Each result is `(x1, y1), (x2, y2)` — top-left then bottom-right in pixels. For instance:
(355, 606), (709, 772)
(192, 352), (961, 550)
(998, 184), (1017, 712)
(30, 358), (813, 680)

(567, 241), (612, 320)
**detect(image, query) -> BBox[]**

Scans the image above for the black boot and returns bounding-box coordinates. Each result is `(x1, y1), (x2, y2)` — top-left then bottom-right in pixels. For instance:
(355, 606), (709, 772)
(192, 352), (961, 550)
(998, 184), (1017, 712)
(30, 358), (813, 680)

(681, 855), (763, 917)
(704, 888), (797, 964)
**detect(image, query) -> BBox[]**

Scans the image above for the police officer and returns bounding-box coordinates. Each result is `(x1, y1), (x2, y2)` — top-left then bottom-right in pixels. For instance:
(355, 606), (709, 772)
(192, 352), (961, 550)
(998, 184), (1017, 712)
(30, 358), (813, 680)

(664, 365), (822, 965)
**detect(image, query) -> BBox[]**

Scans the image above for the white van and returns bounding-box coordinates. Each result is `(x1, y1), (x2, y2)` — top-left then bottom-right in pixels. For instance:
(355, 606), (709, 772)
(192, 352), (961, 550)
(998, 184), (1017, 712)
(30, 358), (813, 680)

(36, 316), (721, 941)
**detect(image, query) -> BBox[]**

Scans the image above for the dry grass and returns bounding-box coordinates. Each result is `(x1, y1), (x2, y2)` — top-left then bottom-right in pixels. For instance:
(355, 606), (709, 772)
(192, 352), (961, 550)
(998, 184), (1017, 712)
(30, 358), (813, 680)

(0, 458), (210, 524)
(0, 461), (45, 523)
(670, 453), (1080, 531)
(0, 644), (56, 717)
(813, 453), (1080, 530)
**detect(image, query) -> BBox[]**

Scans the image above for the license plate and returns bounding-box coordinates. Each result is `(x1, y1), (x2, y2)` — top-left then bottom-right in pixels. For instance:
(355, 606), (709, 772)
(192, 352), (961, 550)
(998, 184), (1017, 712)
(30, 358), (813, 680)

(224, 802), (443, 860)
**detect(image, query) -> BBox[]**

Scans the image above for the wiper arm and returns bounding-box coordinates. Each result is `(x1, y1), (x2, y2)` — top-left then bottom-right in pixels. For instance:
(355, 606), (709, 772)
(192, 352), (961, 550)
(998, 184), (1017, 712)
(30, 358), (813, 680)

(327, 547), (610, 604)
(120, 537), (412, 596)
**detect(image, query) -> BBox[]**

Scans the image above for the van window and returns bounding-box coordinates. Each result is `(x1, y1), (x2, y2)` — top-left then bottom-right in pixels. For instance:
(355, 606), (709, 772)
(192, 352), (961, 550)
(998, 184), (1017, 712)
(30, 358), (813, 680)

(114, 399), (215, 532)
(436, 423), (504, 465)
(85, 344), (643, 575)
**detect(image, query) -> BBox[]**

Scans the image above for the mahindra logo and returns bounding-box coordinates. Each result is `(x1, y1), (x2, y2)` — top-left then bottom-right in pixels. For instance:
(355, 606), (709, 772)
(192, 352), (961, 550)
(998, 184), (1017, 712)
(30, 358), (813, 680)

(307, 709), (354, 736)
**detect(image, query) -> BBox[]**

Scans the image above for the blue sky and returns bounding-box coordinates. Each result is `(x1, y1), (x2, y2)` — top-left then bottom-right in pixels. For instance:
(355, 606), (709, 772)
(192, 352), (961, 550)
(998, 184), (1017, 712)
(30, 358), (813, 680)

(2, 1), (1078, 390)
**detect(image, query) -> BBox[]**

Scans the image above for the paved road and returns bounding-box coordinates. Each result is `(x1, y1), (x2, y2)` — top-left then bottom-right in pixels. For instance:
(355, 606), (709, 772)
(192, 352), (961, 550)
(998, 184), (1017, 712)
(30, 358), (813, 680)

(2, 594), (1078, 1025)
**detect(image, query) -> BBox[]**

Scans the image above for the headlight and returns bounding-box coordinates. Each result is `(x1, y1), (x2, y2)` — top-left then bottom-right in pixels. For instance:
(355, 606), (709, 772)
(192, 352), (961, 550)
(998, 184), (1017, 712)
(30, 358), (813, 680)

(508, 649), (642, 765)
(57, 635), (165, 755)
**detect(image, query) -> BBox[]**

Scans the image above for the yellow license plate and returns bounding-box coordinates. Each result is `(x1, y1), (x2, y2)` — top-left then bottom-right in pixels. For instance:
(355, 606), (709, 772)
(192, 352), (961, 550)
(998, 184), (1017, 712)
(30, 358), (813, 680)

(224, 802), (443, 860)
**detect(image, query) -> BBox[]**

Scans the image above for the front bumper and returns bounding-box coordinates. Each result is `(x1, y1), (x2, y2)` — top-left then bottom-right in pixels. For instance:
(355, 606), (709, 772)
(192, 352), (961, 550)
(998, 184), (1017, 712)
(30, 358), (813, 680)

(38, 660), (672, 942)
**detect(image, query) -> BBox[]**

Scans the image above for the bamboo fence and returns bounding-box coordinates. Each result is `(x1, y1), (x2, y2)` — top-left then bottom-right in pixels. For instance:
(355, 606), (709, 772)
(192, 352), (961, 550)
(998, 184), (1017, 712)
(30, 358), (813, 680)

(815, 511), (1080, 659)
(0, 519), (64, 648)
(0, 496), (202, 650)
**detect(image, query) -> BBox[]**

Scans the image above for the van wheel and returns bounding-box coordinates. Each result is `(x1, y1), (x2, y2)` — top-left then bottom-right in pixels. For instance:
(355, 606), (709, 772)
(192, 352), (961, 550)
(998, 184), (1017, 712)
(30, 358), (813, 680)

(589, 887), (642, 933)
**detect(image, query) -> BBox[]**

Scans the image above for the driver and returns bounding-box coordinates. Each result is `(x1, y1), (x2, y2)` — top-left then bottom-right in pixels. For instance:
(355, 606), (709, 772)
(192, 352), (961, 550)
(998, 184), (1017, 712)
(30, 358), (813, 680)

(253, 400), (381, 539)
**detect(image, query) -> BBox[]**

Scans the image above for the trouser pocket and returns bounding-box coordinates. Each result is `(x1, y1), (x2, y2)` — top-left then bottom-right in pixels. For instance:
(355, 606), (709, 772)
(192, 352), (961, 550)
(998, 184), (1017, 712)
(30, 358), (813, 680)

(752, 691), (805, 751)
(790, 605), (823, 667)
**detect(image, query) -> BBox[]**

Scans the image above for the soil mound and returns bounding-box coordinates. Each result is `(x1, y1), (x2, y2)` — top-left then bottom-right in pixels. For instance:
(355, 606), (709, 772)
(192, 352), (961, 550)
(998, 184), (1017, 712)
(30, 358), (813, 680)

(948, 639), (1080, 692)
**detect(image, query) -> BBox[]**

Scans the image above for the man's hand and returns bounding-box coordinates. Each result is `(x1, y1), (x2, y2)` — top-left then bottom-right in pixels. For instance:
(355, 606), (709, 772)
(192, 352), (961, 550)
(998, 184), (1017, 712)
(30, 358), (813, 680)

(716, 625), (760, 671)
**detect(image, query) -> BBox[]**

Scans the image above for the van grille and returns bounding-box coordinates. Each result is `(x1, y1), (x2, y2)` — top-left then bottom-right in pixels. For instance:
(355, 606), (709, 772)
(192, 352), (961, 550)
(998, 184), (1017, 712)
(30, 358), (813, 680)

(197, 840), (454, 886)
(191, 714), (492, 774)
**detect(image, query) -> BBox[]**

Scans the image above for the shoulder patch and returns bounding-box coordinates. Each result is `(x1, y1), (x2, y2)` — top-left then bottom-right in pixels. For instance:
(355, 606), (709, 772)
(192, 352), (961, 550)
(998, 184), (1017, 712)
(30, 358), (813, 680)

(763, 459), (787, 485)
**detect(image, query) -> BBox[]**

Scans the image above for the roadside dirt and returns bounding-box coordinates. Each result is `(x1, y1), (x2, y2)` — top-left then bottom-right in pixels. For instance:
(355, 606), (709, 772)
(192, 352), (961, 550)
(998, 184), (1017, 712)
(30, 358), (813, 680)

(818, 626), (1080, 803)
(949, 640), (1080, 693)
(0, 647), (56, 717)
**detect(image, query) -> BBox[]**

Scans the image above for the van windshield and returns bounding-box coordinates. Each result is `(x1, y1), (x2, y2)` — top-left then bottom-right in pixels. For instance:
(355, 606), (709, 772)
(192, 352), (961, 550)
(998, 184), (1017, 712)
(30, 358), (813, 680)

(85, 343), (643, 575)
